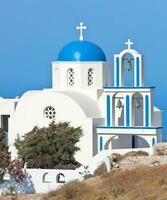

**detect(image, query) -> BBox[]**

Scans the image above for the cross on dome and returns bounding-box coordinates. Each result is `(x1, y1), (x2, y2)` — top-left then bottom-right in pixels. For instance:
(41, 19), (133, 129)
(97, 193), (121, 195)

(76, 22), (87, 41)
(125, 39), (133, 49)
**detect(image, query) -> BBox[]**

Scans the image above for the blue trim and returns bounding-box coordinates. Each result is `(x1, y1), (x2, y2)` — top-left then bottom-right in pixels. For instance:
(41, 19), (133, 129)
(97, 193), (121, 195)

(145, 95), (149, 127)
(136, 57), (140, 87)
(116, 57), (120, 87)
(100, 136), (103, 151)
(96, 126), (162, 129)
(106, 95), (111, 126)
(126, 95), (130, 126)
(152, 138), (155, 146)
(103, 86), (155, 89)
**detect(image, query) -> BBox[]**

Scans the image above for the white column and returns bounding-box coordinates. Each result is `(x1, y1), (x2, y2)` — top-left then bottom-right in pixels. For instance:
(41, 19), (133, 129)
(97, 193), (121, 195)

(139, 55), (143, 86)
(143, 94), (146, 126)
(124, 95), (127, 126)
(148, 93), (152, 127)
(114, 55), (120, 87)
(143, 93), (151, 127)
(134, 56), (137, 87)
(124, 94), (132, 127)
(129, 94), (133, 127)
(98, 135), (113, 152)
(110, 94), (113, 126)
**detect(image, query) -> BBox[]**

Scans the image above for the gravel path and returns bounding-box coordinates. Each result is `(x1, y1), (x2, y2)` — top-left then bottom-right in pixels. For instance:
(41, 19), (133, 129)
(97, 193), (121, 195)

(0, 194), (43, 200)
(119, 155), (167, 169)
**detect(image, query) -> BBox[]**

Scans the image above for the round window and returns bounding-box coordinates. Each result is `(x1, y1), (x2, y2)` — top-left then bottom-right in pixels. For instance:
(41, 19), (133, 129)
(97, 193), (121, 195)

(44, 106), (56, 120)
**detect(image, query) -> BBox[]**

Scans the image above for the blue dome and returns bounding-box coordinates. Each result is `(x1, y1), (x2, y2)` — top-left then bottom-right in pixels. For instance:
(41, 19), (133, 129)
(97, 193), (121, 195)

(57, 40), (106, 61)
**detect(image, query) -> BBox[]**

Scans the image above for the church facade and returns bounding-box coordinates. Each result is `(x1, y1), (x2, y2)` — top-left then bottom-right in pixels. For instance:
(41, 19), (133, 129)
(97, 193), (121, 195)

(0, 23), (162, 165)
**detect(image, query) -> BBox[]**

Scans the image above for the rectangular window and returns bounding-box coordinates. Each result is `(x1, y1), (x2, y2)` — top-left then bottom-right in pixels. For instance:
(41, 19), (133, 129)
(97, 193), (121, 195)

(1, 115), (10, 132)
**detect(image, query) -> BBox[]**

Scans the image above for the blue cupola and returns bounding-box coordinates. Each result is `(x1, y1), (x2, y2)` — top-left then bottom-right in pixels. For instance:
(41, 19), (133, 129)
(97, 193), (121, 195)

(57, 40), (106, 62)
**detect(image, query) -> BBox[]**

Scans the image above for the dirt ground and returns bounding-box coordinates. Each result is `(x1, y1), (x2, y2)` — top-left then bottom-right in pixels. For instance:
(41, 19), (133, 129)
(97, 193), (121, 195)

(0, 194), (43, 200)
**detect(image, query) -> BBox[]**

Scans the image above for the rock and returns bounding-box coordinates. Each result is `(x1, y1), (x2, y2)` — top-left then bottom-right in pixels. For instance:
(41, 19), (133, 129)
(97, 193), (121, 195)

(84, 174), (94, 180)
(154, 143), (167, 156)
(110, 155), (120, 171)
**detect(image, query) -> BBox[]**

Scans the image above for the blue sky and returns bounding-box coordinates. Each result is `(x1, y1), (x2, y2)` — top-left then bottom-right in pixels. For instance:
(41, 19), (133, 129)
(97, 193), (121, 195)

(0, 0), (166, 138)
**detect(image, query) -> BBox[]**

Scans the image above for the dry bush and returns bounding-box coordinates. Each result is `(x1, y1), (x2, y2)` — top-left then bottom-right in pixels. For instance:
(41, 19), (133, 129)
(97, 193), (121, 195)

(123, 150), (149, 157)
(103, 165), (167, 200)
(43, 165), (167, 200)
(155, 148), (166, 156)
(43, 190), (57, 200)
(111, 153), (124, 163)
(153, 143), (167, 156)
(94, 162), (108, 177)
(0, 194), (43, 200)
(42, 180), (110, 200)
(43, 181), (92, 200)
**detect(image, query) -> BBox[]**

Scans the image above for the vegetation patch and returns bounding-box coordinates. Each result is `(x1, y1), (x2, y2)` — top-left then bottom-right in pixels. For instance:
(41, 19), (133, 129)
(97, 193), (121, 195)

(42, 165), (167, 200)
(15, 122), (83, 169)
(123, 150), (149, 157)
(43, 181), (91, 200)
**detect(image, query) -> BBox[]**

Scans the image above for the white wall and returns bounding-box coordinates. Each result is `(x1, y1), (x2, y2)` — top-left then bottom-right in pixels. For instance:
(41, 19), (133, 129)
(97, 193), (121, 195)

(8, 90), (102, 165)
(1, 169), (81, 194)
(152, 107), (162, 127)
(88, 148), (153, 175)
(52, 62), (111, 91)
(24, 169), (81, 193)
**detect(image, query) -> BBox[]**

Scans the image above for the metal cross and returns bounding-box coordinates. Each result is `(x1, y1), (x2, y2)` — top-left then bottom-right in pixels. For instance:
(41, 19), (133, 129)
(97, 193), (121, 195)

(125, 39), (133, 49)
(76, 22), (87, 41)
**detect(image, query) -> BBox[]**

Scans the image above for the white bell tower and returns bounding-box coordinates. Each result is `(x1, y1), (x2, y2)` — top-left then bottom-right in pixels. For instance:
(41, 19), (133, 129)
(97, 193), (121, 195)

(114, 39), (143, 87)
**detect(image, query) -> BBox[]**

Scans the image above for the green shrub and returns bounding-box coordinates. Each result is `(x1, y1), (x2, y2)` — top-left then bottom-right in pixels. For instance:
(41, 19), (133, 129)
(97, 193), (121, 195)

(15, 122), (83, 169)
(0, 128), (7, 152)
(0, 128), (8, 183)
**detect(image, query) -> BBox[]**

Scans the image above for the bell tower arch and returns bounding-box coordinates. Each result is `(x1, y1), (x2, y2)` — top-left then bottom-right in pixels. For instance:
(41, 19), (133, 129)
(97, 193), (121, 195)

(114, 39), (143, 87)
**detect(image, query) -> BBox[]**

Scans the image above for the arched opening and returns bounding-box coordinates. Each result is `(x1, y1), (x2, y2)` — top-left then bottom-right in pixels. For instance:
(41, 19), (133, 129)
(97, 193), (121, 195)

(132, 135), (150, 148)
(112, 93), (124, 126)
(104, 137), (112, 150)
(56, 173), (65, 183)
(42, 172), (51, 183)
(122, 53), (134, 87)
(67, 68), (74, 87)
(88, 68), (94, 86)
(111, 135), (133, 149)
(132, 93), (143, 126)
(110, 135), (150, 149)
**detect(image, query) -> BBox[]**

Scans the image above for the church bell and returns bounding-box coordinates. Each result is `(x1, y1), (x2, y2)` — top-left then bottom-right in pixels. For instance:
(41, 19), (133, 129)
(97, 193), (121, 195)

(116, 99), (123, 109)
(135, 99), (141, 109)
(125, 58), (133, 71)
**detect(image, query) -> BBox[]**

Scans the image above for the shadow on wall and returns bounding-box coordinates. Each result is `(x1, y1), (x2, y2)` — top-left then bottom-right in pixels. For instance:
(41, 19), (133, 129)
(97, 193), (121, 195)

(0, 170), (35, 194)
(0, 167), (83, 194)
(22, 170), (36, 194)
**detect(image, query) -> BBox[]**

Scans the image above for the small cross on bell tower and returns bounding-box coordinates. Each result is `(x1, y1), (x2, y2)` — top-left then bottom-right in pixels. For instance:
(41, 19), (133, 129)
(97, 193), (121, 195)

(125, 39), (133, 49)
(76, 22), (87, 41)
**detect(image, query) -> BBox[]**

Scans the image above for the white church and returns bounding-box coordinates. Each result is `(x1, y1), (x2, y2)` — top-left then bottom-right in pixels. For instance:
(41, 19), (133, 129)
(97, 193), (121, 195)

(0, 22), (163, 165)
